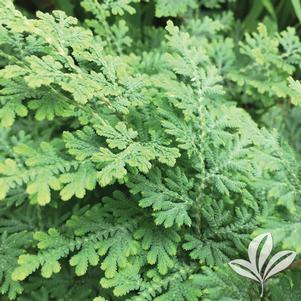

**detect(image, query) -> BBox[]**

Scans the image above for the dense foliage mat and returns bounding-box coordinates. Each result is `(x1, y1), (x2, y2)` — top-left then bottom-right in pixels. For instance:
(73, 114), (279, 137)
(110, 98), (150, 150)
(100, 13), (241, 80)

(1, 0), (301, 300)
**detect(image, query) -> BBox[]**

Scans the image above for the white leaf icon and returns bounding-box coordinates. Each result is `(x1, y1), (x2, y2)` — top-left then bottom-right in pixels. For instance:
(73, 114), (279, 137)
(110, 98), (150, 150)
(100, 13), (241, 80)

(264, 251), (296, 281)
(228, 232), (297, 299)
(228, 259), (261, 282)
(258, 233), (273, 273)
(248, 233), (271, 270)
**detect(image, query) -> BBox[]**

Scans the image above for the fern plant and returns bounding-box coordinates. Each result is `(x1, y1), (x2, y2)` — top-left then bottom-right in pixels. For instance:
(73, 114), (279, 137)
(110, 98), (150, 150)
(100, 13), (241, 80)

(1, 0), (301, 300)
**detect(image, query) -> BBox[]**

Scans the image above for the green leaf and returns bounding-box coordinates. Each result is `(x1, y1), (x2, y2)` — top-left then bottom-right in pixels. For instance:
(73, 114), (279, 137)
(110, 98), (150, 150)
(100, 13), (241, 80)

(60, 163), (97, 201)
(134, 226), (180, 275)
(100, 263), (141, 296)
(129, 168), (193, 228)
(70, 242), (100, 276)
(155, 0), (197, 17)
(95, 121), (138, 150)
(291, 0), (301, 23)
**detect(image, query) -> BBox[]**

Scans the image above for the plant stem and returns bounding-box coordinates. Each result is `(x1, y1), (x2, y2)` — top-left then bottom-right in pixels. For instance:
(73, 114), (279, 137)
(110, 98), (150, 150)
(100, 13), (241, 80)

(260, 282), (264, 299)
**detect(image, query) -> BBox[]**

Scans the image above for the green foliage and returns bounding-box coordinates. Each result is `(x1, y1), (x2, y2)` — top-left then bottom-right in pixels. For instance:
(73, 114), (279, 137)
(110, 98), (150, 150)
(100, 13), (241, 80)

(154, 0), (197, 17)
(269, 271), (301, 301)
(229, 23), (301, 109)
(197, 265), (259, 300)
(0, 232), (32, 299)
(0, 0), (301, 300)
(183, 201), (257, 266)
(129, 167), (193, 228)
